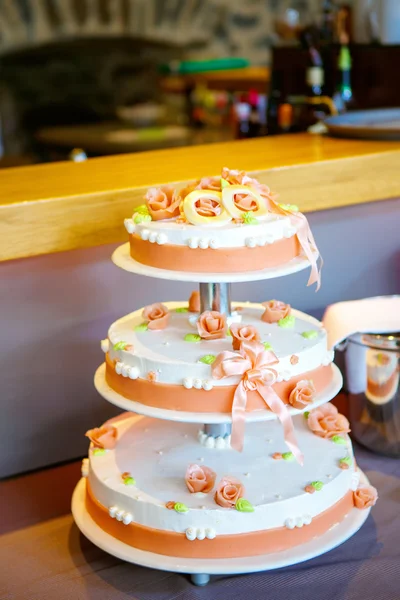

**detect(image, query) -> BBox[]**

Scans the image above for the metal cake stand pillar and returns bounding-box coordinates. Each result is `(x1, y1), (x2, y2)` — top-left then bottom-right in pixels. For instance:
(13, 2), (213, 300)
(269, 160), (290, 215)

(200, 282), (232, 440)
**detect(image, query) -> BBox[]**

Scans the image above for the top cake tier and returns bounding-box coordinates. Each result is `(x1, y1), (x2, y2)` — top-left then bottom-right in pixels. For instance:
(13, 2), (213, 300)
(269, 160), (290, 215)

(123, 168), (320, 285)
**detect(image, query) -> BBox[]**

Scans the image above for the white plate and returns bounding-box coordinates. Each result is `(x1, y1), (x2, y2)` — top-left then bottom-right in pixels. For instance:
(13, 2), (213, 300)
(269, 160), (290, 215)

(72, 474), (370, 585)
(112, 243), (315, 283)
(94, 362), (343, 424)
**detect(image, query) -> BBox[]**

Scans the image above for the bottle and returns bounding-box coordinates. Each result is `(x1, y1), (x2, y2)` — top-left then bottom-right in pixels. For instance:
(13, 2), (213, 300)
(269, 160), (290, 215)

(333, 45), (354, 113)
(234, 102), (251, 139)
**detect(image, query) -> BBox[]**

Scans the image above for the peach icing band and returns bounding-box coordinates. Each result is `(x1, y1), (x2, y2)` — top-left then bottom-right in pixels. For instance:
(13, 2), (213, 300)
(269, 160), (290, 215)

(105, 355), (333, 413)
(129, 234), (301, 273)
(85, 481), (354, 559)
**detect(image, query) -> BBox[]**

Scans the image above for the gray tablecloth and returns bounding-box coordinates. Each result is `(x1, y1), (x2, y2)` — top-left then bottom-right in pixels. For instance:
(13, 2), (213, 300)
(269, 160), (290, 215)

(1, 443), (399, 600)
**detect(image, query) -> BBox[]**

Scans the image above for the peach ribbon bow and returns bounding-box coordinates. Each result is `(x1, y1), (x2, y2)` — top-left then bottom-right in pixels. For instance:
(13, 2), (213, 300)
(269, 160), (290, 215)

(212, 340), (303, 464)
(241, 175), (322, 290)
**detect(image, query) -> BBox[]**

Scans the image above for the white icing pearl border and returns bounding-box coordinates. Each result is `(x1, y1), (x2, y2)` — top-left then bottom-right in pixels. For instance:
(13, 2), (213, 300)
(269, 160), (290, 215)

(185, 526), (216, 541)
(198, 430), (232, 449)
(284, 514), (312, 529)
(109, 505), (133, 525)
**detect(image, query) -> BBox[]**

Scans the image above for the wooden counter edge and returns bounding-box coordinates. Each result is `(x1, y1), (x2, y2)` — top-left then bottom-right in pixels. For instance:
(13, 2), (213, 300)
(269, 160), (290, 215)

(1, 146), (400, 262)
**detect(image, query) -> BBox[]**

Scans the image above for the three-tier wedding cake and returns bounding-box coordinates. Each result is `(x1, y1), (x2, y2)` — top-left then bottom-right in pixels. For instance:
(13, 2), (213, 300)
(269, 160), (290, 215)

(73, 168), (377, 580)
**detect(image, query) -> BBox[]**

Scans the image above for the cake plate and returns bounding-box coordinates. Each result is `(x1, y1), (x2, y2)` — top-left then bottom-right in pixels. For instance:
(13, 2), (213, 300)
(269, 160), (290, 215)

(94, 362), (343, 424)
(72, 473), (371, 587)
(112, 242), (317, 283)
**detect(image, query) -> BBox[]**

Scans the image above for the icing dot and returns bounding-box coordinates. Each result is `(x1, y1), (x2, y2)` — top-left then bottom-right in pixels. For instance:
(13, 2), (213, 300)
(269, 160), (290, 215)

(285, 518), (296, 530)
(108, 506), (118, 518)
(185, 527), (196, 541)
(122, 513), (133, 525)
(198, 457), (204, 462)
(196, 528), (206, 540)
(275, 494), (282, 499)
(188, 238), (199, 249)
(198, 239), (209, 249)
(140, 229), (150, 241)
(157, 450), (163, 455)
(205, 528), (216, 540)
(193, 379), (203, 389)
(156, 234), (167, 245)
(124, 218), (135, 234)
(116, 509), (125, 522)
(149, 232), (157, 243)
(245, 237), (256, 248)
(209, 239), (218, 249)
(244, 472), (251, 477)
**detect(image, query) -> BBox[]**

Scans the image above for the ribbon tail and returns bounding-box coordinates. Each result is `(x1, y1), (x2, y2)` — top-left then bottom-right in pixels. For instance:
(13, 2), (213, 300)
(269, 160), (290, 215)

(296, 220), (321, 291)
(230, 381), (248, 452)
(257, 383), (304, 465)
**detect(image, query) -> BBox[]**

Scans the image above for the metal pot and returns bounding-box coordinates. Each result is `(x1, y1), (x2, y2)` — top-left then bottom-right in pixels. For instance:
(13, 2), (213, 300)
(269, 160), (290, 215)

(338, 332), (400, 457)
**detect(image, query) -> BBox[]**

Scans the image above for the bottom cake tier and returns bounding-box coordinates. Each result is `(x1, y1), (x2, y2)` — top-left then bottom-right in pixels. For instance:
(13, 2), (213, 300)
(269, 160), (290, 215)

(83, 411), (372, 559)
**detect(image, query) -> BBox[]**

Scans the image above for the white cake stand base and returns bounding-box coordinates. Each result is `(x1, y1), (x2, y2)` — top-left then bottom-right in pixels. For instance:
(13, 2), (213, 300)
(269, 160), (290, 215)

(72, 476), (370, 587)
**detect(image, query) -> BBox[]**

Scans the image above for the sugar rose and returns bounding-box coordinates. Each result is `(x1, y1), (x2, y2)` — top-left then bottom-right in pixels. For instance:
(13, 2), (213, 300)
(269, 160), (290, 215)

(85, 425), (118, 449)
(196, 176), (221, 192)
(289, 380), (316, 409)
(145, 186), (180, 220)
(197, 311), (227, 340)
(194, 197), (222, 218)
(188, 291), (200, 313)
(353, 485), (378, 509)
(142, 303), (170, 330)
(230, 323), (260, 351)
(307, 403), (350, 439)
(185, 464), (216, 494)
(261, 300), (291, 324)
(214, 476), (245, 508)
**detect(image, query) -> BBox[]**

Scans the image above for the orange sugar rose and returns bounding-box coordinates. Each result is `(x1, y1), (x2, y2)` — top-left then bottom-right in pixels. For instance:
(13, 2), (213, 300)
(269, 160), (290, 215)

(307, 403), (350, 439)
(230, 323), (260, 351)
(145, 186), (180, 220)
(197, 311), (227, 340)
(261, 300), (291, 324)
(185, 464), (216, 494)
(142, 303), (170, 330)
(85, 425), (118, 449)
(188, 291), (200, 313)
(353, 486), (378, 509)
(214, 476), (245, 508)
(288, 380), (316, 409)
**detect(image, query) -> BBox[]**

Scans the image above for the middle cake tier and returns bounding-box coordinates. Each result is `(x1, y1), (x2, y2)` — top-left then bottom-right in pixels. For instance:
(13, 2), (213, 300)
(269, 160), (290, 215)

(101, 301), (335, 415)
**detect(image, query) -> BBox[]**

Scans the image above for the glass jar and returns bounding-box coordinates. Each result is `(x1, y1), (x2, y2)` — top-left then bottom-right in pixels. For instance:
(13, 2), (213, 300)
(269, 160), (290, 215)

(339, 332), (400, 457)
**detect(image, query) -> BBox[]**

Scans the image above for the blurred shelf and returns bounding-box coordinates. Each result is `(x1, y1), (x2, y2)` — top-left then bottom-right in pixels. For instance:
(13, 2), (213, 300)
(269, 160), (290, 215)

(160, 66), (270, 93)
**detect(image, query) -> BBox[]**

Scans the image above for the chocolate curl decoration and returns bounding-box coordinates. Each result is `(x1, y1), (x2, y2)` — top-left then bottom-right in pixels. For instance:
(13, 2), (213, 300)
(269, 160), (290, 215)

(212, 340), (304, 464)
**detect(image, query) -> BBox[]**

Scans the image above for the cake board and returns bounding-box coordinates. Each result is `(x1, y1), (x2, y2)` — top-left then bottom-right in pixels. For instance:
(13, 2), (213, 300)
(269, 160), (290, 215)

(94, 363), (343, 424)
(72, 474), (371, 587)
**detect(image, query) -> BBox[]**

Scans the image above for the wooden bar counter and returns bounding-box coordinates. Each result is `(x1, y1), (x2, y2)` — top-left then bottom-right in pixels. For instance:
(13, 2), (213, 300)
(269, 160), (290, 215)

(1, 133), (400, 262)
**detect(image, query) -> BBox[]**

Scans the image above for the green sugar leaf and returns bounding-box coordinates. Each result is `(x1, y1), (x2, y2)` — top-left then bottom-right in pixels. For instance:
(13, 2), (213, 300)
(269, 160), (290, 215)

(301, 330), (318, 340)
(311, 481), (324, 491)
(92, 448), (106, 456)
(135, 323), (148, 332)
(134, 213), (152, 224)
(279, 203), (299, 212)
(242, 211), (259, 225)
(135, 204), (150, 215)
(226, 330), (232, 337)
(263, 342), (273, 350)
(282, 452), (295, 461)
(175, 307), (189, 313)
(174, 502), (189, 514)
(278, 315), (295, 329)
(199, 354), (216, 365)
(221, 177), (229, 189)
(235, 498), (255, 513)
(340, 456), (352, 467)
(332, 435), (347, 446)
(184, 333), (202, 343)
(304, 411), (310, 419)
(124, 476), (136, 486)
(113, 341), (129, 351)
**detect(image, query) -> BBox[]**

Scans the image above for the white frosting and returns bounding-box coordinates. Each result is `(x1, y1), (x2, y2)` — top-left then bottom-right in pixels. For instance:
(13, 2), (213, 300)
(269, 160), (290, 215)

(131, 215), (295, 249)
(88, 413), (355, 536)
(81, 458), (89, 477)
(106, 301), (333, 386)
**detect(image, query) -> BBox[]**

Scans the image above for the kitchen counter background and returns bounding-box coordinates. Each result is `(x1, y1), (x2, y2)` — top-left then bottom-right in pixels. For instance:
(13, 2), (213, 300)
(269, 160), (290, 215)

(1, 195), (399, 478)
